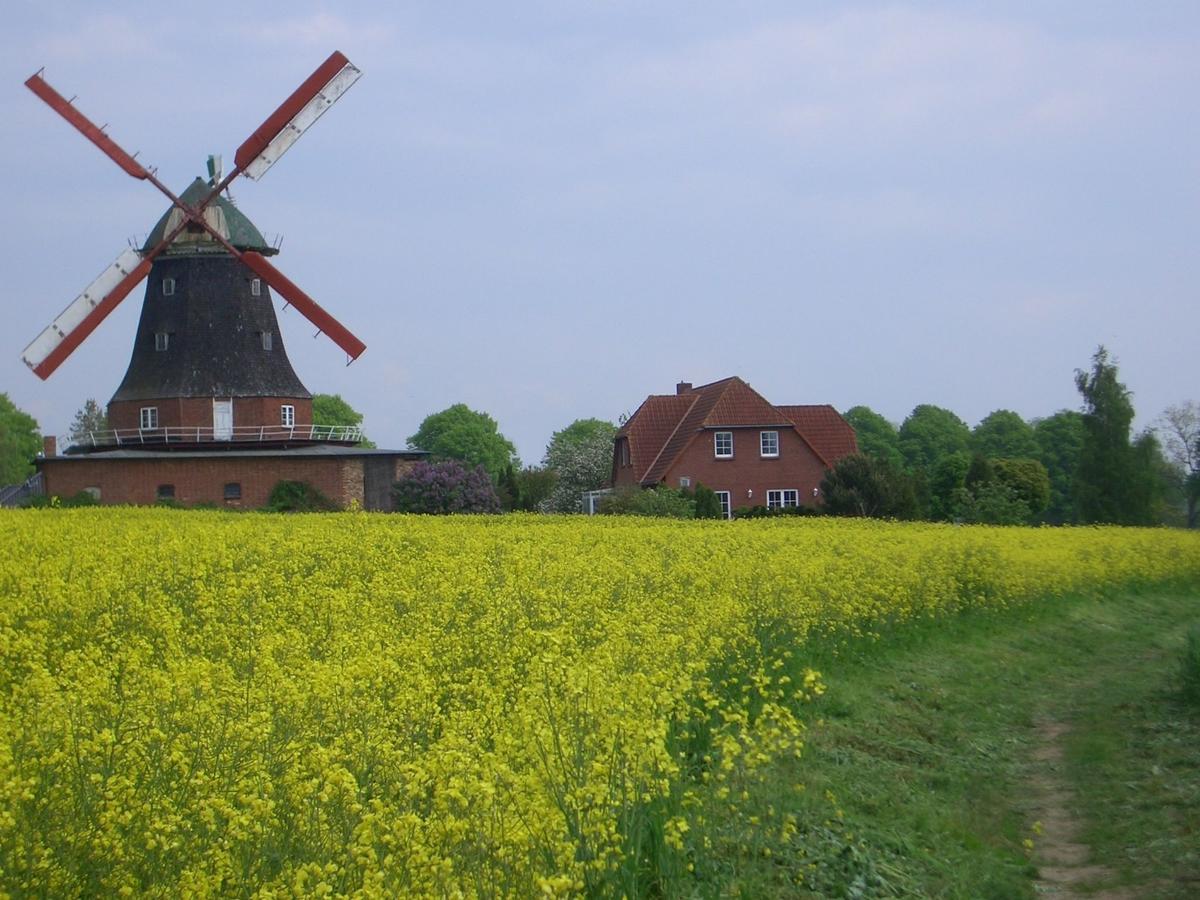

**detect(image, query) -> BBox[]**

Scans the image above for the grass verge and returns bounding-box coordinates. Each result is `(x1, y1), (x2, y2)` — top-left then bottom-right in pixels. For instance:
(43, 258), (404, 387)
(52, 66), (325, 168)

(681, 589), (1200, 898)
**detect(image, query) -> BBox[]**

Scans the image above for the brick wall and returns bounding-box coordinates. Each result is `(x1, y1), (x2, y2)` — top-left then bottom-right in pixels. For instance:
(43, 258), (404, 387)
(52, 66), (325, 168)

(40, 455), (360, 509)
(610, 426), (828, 512)
(107, 396), (314, 433)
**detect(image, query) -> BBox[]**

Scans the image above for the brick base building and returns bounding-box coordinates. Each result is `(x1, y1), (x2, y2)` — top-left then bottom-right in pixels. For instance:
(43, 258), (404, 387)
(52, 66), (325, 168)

(37, 442), (426, 511)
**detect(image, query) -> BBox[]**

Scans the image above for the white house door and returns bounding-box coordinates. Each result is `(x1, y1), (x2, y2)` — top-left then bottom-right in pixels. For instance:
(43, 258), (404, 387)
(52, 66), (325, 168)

(213, 400), (233, 441)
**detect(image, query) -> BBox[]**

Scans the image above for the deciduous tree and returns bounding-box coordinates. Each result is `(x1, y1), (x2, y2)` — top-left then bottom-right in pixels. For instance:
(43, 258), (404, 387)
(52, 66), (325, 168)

(898, 405), (970, 472)
(843, 406), (904, 469)
(1157, 401), (1200, 528)
(312, 393), (375, 447)
(0, 394), (41, 485)
(407, 404), (518, 482)
(971, 410), (1039, 460)
(541, 418), (617, 513)
(1033, 411), (1085, 524)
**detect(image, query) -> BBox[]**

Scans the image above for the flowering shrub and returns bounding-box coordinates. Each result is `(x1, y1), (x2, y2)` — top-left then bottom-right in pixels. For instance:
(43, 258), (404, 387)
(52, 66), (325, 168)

(392, 460), (501, 514)
(0, 509), (1196, 896)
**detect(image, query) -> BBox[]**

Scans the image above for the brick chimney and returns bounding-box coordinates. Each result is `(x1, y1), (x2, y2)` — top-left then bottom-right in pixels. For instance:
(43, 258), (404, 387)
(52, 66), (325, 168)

(42, 435), (57, 457)
(676, 381), (693, 395)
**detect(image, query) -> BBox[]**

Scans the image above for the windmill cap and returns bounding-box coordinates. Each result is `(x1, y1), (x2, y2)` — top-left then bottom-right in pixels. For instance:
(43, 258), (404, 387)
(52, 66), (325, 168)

(141, 177), (279, 256)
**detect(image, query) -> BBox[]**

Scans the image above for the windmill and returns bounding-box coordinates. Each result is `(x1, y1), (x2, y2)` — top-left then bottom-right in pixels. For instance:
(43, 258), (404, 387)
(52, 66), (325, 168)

(21, 51), (367, 446)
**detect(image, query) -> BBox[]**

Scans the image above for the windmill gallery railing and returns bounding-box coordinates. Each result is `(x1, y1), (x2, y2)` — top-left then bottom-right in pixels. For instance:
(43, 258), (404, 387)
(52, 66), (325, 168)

(66, 424), (364, 450)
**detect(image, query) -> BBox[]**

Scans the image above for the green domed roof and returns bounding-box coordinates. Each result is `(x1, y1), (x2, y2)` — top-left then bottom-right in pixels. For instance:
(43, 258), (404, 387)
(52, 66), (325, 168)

(141, 178), (278, 256)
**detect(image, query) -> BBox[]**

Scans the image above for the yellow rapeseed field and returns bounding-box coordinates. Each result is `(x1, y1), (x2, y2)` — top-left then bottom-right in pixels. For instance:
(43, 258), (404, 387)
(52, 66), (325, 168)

(0, 509), (1197, 897)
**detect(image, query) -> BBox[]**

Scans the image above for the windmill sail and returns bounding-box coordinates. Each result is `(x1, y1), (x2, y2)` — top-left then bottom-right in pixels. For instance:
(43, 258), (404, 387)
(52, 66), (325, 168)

(22, 249), (151, 379)
(241, 251), (366, 361)
(235, 51), (361, 181)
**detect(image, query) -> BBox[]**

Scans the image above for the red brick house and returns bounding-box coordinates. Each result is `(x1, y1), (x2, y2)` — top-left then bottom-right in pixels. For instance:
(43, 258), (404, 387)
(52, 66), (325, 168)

(612, 377), (857, 517)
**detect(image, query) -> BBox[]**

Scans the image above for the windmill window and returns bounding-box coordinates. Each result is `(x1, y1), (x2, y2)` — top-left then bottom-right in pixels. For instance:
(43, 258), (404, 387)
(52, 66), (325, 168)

(156, 484), (174, 501)
(261, 331), (273, 351)
(139, 407), (158, 430)
(162, 278), (175, 296)
(281, 405), (295, 428)
(224, 482), (242, 501)
(155, 332), (169, 351)
(251, 278), (262, 296)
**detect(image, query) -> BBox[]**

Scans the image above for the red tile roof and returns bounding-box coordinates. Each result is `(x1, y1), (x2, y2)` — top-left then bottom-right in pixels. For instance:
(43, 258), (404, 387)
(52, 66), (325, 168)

(778, 405), (859, 464)
(619, 377), (857, 486)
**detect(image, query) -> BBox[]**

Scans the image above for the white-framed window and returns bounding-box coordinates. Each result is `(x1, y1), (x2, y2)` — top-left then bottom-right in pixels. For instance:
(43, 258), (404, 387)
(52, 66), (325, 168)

(767, 489), (799, 510)
(261, 331), (273, 351)
(281, 404), (295, 428)
(679, 476), (691, 488)
(760, 430), (779, 457)
(154, 332), (169, 351)
(715, 490), (732, 519)
(714, 431), (733, 458)
(251, 278), (262, 296)
(162, 278), (175, 296)
(140, 406), (158, 430)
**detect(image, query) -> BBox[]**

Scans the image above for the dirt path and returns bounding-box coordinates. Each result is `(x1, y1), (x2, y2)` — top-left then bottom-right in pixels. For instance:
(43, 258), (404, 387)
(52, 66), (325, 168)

(1027, 719), (1135, 899)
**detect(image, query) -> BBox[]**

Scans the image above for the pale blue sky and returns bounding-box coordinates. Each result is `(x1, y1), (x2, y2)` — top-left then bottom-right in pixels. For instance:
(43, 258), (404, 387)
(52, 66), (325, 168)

(3, 2), (1197, 463)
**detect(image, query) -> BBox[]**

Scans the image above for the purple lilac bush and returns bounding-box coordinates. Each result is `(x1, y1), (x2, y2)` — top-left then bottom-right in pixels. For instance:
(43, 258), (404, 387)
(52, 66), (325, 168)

(392, 460), (502, 514)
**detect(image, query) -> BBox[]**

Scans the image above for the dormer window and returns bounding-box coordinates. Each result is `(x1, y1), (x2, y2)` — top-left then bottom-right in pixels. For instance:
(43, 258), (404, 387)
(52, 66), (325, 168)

(261, 331), (273, 351)
(251, 278), (262, 296)
(162, 278), (176, 296)
(154, 332), (169, 351)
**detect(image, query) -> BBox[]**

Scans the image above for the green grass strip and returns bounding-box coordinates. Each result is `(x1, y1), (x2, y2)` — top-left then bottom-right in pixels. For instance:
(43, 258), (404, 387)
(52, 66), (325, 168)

(684, 589), (1200, 898)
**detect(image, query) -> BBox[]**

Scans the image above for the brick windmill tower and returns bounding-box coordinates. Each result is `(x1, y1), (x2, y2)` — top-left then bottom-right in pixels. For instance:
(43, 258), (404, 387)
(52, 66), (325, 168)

(23, 53), (425, 508)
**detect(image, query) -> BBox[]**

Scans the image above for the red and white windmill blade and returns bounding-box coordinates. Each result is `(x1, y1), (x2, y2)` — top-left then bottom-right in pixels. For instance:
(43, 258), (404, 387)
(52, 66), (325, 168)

(21, 51), (366, 381)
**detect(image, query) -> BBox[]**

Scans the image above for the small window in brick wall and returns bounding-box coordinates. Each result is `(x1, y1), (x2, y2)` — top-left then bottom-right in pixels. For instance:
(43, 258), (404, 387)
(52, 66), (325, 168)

(281, 404), (295, 428)
(714, 431), (733, 458)
(140, 407), (158, 430)
(760, 430), (779, 457)
(224, 483), (242, 501)
(156, 484), (175, 501)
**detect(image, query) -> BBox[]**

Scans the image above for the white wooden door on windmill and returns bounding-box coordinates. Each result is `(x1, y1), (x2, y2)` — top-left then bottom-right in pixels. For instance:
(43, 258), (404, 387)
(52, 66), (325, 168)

(213, 400), (233, 440)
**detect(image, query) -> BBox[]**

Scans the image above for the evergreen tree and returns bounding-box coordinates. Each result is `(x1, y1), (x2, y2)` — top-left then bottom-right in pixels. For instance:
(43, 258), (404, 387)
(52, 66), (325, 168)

(69, 399), (108, 445)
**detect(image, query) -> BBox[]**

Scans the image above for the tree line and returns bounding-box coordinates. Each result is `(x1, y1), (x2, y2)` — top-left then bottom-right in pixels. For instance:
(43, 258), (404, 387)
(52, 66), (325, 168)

(3, 345), (1197, 524)
(826, 347), (1198, 527)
